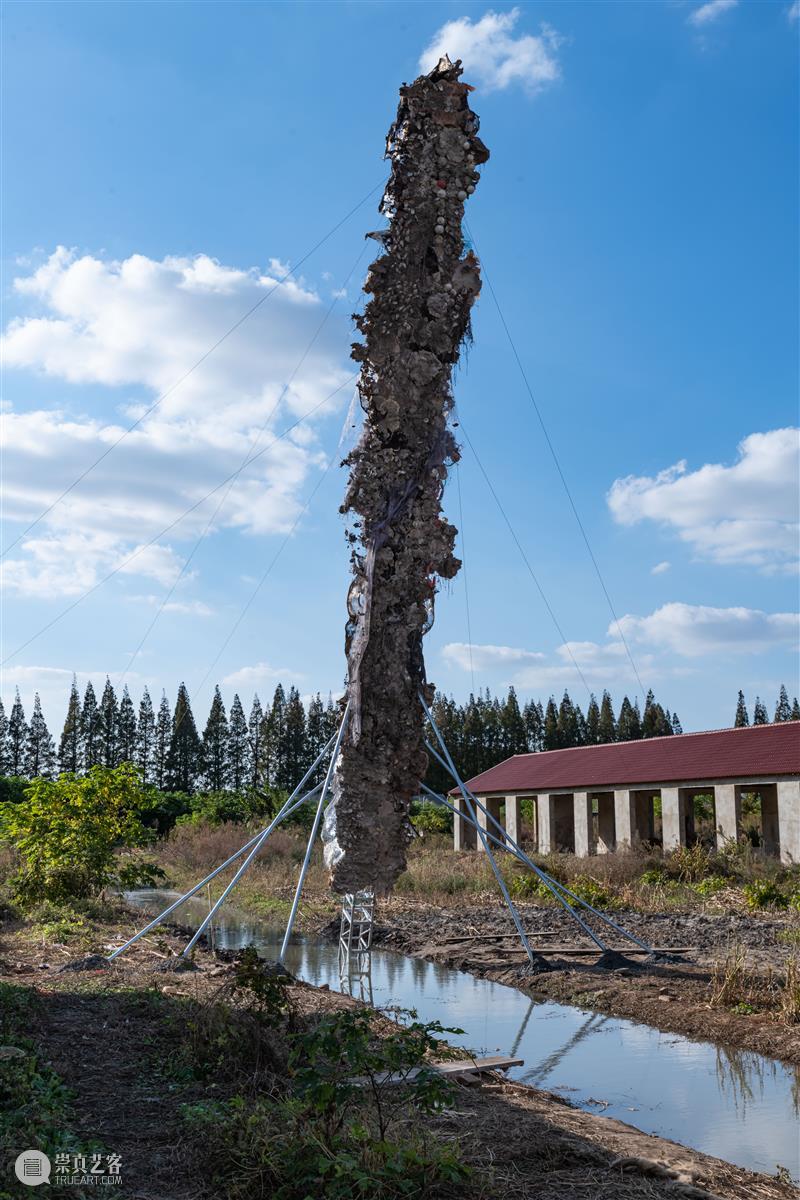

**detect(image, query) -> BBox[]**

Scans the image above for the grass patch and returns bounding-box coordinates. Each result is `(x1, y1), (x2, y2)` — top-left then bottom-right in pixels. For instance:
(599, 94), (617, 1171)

(0, 982), (89, 1161)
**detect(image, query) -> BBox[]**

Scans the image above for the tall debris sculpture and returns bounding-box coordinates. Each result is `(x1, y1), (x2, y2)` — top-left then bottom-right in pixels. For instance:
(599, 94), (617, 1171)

(322, 56), (488, 894)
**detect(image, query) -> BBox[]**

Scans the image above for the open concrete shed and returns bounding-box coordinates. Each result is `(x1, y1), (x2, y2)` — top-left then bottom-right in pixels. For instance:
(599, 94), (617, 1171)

(452, 722), (800, 864)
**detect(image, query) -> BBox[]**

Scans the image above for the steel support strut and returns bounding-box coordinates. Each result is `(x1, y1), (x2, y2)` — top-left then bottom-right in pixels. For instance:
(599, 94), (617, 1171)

(419, 693), (652, 955)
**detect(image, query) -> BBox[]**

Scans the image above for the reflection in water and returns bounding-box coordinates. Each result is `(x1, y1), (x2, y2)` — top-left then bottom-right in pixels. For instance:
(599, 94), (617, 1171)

(124, 890), (799, 1181)
(522, 1012), (611, 1088)
(715, 1044), (800, 1119)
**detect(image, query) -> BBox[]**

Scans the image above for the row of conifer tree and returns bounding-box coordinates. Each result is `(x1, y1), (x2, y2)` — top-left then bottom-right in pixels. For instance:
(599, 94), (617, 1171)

(0, 679), (797, 796)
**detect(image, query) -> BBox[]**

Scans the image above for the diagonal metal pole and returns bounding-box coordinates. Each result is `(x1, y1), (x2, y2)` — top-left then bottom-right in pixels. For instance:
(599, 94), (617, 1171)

(182, 731), (342, 957)
(279, 701), (351, 963)
(106, 779), (325, 962)
(420, 770), (651, 953)
(421, 779), (605, 950)
(419, 697), (539, 966)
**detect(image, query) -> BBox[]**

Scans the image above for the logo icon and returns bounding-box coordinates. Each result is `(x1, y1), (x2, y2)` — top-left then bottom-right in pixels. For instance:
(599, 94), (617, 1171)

(15, 1151), (51, 1186)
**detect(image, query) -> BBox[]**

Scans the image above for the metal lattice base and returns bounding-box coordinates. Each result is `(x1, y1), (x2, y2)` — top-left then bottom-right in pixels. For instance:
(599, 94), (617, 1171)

(339, 890), (375, 1000)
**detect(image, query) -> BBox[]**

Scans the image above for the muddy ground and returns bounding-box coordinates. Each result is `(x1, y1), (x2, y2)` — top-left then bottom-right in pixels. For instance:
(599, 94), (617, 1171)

(370, 899), (800, 1066)
(1, 910), (797, 1200)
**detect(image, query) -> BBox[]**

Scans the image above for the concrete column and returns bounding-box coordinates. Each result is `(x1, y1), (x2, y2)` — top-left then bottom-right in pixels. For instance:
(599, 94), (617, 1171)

(777, 780), (800, 865)
(714, 783), (741, 849)
(477, 796), (502, 853)
(661, 787), (687, 852)
(538, 795), (556, 854)
(573, 791), (594, 857)
(453, 793), (476, 851)
(505, 794), (523, 847)
(596, 793), (615, 853)
(758, 784), (780, 858)
(614, 789), (636, 849)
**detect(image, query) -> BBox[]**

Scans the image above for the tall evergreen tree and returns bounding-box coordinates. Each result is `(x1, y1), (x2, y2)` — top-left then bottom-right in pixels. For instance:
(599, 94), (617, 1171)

(98, 678), (119, 768)
(500, 687), (527, 757)
(523, 699), (543, 752)
(753, 697), (769, 725)
(80, 682), (101, 770)
(201, 686), (230, 792)
(597, 690), (617, 743)
(0, 699), (9, 776)
(59, 677), (82, 774)
(137, 688), (156, 784)
(8, 690), (28, 776)
(154, 693), (171, 789)
(791, 698), (800, 721)
(557, 690), (581, 748)
(617, 696), (642, 741)
(25, 694), (55, 779)
(247, 695), (265, 791)
(775, 685), (792, 723)
(282, 686), (307, 789)
(167, 684), (201, 793)
(305, 693), (326, 775)
(585, 694), (600, 745)
(228, 694), (249, 792)
(542, 697), (560, 751)
(671, 712), (683, 734)
(734, 690), (749, 728)
(262, 685), (287, 789)
(117, 687), (137, 763)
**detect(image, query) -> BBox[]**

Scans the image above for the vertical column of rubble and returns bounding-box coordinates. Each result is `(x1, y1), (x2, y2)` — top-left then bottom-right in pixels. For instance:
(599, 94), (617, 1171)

(322, 56), (488, 895)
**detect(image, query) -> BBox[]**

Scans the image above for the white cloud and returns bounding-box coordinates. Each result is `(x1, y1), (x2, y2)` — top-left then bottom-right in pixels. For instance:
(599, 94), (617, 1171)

(419, 9), (562, 95)
(789, 1), (800, 21)
(442, 642), (545, 672)
(607, 428), (800, 572)
(1, 247), (353, 598)
(222, 661), (300, 690)
(651, 561), (671, 575)
(616, 602), (799, 657)
(688, 0), (738, 26)
(442, 601), (797, 692)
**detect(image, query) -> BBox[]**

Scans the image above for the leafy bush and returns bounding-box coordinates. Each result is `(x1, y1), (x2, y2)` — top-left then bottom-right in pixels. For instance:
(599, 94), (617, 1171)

(565, 876), (614, 910)
(182, 1007), (470, 1200)
(667, 843), (714, 883)
(0, 765), (159, 904)
(0, 776), (30, 805)
(179, 789), (283, 828)
(409, 800), (451, 835)
(743, 880), (788, 910)
(693, 875), (728, 897)
(639, 866), (668, 886)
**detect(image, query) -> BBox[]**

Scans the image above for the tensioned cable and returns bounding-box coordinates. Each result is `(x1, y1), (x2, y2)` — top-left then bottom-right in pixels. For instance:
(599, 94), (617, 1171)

(455, 460), (476, 696)
(191, 432), (342, 706)
(465, 221), (646, 699)
(456, 409), (592, 699)
(117, 242), (369, 686)
(0, 375), (356, 667)
(1, 179), (384, 561)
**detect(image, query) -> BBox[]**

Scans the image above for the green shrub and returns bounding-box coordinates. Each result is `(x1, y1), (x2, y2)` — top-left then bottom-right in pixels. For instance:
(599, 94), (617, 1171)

(409, 800), (452, 835)
(180, 789), (282, 827)
(743, 880), (788, 910)
(667, 843), (714, 883)
(693, 875), (728, 897)
(0, 765), (159, 904)
(181, 1007), (471, 1199)
(639, 866), (668, 886)
(565, 876), (614, 910)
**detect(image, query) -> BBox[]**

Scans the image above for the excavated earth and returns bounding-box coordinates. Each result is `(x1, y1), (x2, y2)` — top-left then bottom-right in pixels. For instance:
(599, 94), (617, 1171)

(0, 912), (796, 1200)
(371, 899), (800, 1066)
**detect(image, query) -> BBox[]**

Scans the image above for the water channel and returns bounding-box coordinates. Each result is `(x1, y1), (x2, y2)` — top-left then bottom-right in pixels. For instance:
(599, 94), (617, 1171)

(125, 889), (799, 1180)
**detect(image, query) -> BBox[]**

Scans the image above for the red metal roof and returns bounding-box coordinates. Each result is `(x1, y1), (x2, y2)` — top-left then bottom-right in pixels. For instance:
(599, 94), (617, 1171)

(460, 722), (800, 794)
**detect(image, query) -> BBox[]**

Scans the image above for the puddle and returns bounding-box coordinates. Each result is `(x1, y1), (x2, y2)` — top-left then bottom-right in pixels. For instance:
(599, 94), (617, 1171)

(124, 889), (800, 1180)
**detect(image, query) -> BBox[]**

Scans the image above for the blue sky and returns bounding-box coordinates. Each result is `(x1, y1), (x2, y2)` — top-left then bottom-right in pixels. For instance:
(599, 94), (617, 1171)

(1, 0), (798, 738)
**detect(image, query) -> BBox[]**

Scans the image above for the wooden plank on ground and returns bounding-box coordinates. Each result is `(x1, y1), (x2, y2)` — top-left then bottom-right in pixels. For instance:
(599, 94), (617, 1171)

(353, 1054), (524, 1087)
(462, 947), (690, 959)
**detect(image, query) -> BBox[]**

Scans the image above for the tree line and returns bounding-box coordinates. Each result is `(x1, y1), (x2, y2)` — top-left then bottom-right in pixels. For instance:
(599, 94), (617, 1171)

(0, 679), (796, 795)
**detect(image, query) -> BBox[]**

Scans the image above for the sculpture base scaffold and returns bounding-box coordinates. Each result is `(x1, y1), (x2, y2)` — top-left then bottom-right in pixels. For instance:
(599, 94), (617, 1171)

(100, 692), (652, 985)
